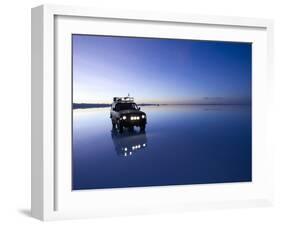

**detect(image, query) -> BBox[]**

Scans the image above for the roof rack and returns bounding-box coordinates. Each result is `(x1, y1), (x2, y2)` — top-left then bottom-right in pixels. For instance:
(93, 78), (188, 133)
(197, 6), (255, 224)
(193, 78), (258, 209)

(113, 97), (134, 102)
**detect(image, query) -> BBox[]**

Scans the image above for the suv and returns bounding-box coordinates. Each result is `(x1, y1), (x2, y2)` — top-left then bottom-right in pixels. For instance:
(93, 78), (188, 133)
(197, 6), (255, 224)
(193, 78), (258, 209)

(110, 97), (147, 133)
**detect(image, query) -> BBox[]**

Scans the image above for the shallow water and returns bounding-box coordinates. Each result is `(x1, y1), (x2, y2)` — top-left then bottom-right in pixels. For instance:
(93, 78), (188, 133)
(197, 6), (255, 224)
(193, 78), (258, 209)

(72, 105), (252, 190)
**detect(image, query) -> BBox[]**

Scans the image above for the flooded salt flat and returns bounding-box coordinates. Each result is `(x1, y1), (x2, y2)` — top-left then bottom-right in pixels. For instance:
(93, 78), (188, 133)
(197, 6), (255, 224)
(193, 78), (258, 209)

(72, 105), (252, 190)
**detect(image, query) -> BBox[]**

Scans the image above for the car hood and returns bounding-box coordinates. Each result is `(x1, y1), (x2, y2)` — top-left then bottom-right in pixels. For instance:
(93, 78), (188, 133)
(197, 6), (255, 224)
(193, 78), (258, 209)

(119, 110), (146, 115)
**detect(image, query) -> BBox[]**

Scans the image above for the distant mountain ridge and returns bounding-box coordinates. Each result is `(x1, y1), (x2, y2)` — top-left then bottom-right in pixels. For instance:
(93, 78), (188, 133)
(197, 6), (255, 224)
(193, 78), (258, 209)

(73, 102), (250, 109)
(72, 103), (160, 109)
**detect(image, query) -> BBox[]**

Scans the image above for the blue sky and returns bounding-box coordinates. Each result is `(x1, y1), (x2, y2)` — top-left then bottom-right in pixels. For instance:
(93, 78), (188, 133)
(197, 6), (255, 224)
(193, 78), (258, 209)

(72, 35), (251, 104)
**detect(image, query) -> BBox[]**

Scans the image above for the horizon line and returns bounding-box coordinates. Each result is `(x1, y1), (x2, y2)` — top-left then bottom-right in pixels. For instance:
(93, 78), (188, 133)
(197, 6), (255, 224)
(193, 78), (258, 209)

(73, 102), (251, 106)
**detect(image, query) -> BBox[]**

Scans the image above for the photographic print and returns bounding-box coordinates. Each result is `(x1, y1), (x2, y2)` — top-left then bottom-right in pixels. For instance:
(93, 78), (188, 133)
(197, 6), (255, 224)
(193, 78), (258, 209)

(72, 34), (252, 190)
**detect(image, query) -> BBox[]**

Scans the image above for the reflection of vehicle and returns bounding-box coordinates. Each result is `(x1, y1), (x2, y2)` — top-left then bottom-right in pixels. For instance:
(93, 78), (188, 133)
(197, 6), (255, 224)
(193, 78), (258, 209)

(110, 96), (147, 133)
(111, 130), (148, 157)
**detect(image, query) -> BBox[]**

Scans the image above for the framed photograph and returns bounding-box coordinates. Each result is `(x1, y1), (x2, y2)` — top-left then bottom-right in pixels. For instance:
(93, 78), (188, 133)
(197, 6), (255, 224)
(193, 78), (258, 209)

(31, 4), (274, 221)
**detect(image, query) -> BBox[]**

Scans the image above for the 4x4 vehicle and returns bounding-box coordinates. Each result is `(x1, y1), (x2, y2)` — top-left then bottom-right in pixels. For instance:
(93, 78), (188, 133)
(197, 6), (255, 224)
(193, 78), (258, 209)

(110, 96), (147, 133)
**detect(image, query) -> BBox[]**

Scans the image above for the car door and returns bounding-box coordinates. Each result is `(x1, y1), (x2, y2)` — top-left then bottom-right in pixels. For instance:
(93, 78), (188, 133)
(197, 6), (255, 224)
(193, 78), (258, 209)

(110, 104), (118, 122)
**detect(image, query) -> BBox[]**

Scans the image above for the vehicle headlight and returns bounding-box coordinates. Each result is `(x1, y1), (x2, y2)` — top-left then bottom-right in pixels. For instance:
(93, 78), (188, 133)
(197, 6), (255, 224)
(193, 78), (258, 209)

(122, 115), (127, 120)
(141, 115), (145, 119)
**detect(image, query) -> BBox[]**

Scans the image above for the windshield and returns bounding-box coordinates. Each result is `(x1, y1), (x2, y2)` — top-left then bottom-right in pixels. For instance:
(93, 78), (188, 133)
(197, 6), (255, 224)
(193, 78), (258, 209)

(115, 103), (138, 111)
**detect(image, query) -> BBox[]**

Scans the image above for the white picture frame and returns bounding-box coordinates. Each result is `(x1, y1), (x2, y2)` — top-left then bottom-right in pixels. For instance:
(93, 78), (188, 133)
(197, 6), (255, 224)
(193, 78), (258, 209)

(31, 4), (274, 221)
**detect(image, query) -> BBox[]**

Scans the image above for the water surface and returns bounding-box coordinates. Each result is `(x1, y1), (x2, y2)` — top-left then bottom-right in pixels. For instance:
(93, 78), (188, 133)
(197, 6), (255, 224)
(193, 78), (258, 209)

(72, 105), (251, 190)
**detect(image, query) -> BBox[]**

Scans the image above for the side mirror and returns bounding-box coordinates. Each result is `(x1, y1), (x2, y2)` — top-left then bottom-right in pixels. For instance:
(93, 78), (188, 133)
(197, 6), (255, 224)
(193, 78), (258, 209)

(138, 107), (141, 110)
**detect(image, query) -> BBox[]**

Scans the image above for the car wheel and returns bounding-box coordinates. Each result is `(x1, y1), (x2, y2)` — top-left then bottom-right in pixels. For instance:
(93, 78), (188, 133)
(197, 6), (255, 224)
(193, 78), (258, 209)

(112, 121), (116, 129)
(118, 124), (123, 133)
(140, 125), (146, 132)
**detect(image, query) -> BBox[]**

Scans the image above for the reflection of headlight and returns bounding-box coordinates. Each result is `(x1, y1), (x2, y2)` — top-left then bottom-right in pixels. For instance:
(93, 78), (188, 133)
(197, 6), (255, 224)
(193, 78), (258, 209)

(141, 115), (145, 119)
(122, 115), (126, 120)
